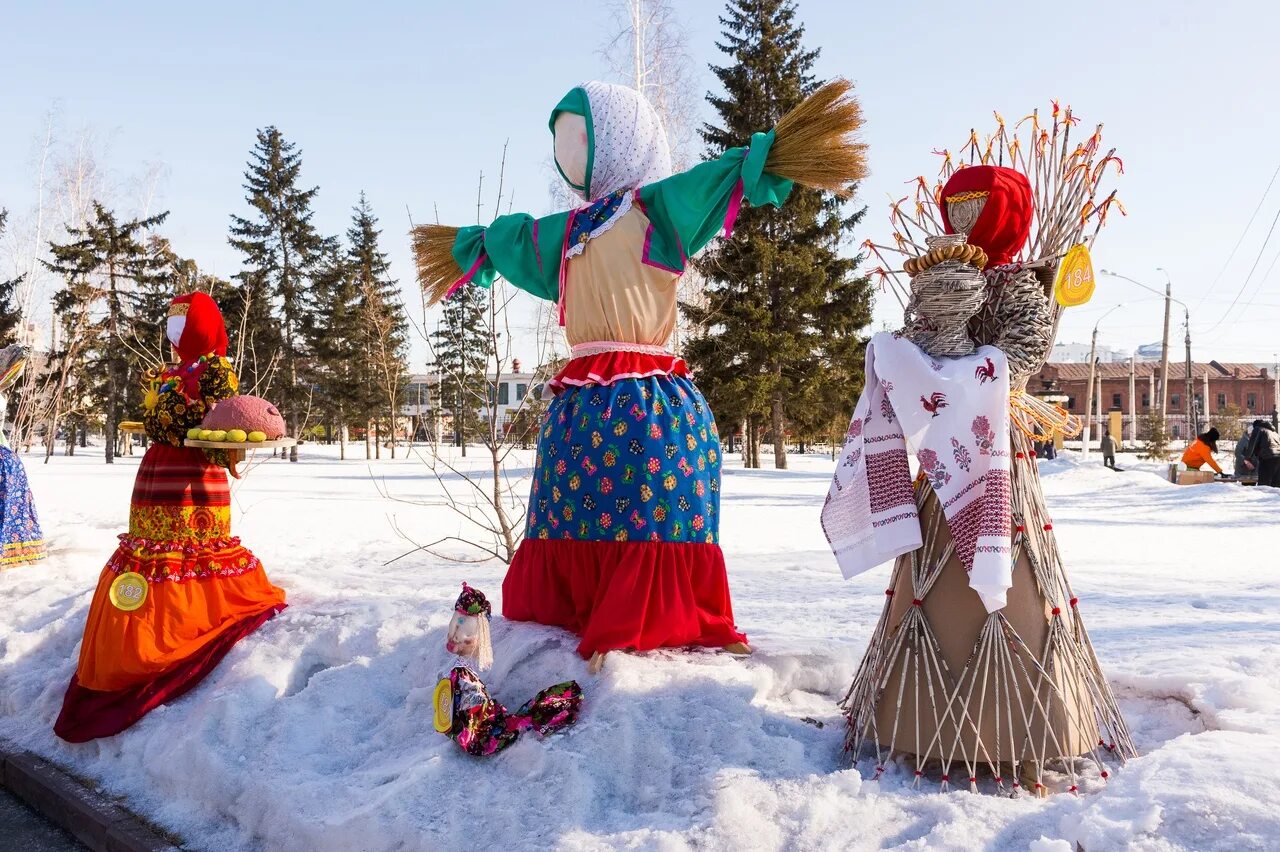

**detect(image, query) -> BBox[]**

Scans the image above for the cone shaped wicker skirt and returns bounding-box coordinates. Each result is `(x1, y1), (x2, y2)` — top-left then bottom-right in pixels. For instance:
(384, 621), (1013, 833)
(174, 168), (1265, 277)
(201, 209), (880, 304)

(55, 444), (286, 742)
(503, 374), (746, 658)
(0, 446), (46, 569)
(842, 431), (1135, 788)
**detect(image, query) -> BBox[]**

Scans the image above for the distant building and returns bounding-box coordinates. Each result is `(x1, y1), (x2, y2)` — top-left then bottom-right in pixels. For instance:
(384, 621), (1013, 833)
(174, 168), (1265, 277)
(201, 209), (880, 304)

(402, 363), (544, 442)
(1049, 342), (1131, 363)
(1030, 360), (1279, 441)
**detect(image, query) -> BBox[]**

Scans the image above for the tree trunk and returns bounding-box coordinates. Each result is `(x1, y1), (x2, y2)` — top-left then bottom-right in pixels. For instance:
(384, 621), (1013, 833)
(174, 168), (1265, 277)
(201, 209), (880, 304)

(389, 402), (397, 459)
(375, 419), (381, 460)
(771, 381), (787, 470)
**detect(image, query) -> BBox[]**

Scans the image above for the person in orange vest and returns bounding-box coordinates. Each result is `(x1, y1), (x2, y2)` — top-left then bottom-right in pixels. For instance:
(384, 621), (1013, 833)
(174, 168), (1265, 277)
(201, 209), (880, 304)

(1181, 427), (1223, 474)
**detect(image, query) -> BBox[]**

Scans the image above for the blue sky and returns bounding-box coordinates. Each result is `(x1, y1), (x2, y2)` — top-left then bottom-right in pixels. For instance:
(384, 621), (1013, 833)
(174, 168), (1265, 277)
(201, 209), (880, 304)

(3, 0), (1279, 371)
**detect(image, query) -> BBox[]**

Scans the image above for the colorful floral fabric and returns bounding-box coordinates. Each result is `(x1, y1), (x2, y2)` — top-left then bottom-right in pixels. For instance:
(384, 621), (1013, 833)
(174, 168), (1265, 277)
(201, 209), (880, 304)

(445, 666), (583, 757)
(141, 354), (238, 448)
(527, 374), (720, 544)
(0, 447), (45, 568)
(128, 504), (231, 542)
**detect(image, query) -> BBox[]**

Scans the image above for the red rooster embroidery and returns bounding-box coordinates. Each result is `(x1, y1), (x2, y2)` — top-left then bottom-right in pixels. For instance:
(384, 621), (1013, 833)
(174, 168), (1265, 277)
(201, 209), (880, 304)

(975, 357), (997, 384)
(920, 392), (948, 417)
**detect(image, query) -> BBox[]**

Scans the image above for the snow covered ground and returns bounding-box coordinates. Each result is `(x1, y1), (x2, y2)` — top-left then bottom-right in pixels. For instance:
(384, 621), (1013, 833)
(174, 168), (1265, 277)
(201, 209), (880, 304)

(1, 443), (1278, 851)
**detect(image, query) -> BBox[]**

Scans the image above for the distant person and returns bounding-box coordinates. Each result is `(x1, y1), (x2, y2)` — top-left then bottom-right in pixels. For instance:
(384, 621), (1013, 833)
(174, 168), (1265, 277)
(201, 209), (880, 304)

(1100, 428), (1120, 469)
(1234, 424), (1255, 476)
(1243, 420), (1280, 487)
(1181, 427), (1223, 475)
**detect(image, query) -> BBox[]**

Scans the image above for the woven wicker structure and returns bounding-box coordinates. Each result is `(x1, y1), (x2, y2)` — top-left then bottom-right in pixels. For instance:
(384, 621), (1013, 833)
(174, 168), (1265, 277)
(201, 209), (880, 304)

(902, 235), (987, 358)
(847, 106), (1136, 795)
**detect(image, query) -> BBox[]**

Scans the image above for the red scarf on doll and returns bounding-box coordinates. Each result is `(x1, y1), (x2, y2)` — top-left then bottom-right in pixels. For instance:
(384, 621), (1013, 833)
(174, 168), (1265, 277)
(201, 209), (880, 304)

(939, 165), (1033, 266)
(167, 293), (229, 401)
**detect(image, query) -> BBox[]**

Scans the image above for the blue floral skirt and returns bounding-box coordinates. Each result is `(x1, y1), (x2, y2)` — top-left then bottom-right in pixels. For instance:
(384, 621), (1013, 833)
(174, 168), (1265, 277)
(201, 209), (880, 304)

(526, 374), (720, 543)
(0, 446), (45, 568)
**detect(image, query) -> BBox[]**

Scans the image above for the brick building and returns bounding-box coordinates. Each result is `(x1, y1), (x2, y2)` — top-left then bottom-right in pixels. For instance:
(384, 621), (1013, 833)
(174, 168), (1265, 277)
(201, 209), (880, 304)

(1028, 361), (1279, 441)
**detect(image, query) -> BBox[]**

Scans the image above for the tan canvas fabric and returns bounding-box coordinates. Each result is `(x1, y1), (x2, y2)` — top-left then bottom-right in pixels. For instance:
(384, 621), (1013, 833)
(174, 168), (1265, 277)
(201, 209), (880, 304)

(563, 206), (678, 348)
(873, 487), (1100, 763)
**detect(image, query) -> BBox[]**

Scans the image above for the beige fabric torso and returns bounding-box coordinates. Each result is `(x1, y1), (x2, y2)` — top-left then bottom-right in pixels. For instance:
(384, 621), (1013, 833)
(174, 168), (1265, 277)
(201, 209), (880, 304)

(562, 206), (679, 348)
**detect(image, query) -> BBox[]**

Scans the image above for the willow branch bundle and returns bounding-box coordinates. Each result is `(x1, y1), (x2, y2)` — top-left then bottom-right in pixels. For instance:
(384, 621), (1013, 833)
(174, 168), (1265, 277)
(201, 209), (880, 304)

(766, 78), (868, 196)
(412, 224), (463, 306)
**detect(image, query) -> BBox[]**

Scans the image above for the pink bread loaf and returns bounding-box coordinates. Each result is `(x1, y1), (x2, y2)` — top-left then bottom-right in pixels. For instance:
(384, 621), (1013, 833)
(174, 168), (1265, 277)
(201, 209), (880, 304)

(201, 395), (287, 439)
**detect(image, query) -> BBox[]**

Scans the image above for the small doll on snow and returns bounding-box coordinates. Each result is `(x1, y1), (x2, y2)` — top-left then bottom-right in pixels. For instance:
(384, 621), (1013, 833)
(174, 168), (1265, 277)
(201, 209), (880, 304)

(433, 584), (582, 757)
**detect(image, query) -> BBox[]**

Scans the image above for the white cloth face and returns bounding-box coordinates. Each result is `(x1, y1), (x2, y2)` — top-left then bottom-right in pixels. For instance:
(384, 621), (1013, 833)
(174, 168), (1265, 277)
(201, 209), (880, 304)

(166, 316), (186, 350)
(554, 112), (589, 190)
(571, 81), (672, 202)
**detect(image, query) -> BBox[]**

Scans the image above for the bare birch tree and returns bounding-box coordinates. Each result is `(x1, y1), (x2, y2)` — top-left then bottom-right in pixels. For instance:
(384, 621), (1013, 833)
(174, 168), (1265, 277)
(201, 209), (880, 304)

(599, 0), (706, 354)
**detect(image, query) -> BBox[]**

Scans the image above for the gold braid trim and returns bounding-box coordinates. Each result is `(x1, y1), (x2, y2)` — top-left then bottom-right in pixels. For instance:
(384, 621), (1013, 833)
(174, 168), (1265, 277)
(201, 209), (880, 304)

(944, 190), (990, 203)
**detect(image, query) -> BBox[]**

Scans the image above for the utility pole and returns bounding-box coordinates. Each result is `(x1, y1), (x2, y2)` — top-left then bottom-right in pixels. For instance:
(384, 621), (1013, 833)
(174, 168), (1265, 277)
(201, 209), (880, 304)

(1082, 304), (1125, 457)
(1159, 280), (1172, 419)
(1184, 309), (1194, 439)
(1129, 354), (1137, 444)
(1083, 327), (1099, 458)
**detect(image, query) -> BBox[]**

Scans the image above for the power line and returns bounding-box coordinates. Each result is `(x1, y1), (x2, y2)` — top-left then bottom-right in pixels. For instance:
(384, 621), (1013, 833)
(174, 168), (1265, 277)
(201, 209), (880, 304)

(1203, 194), (1280, 335)
(1195, 159), (1280, 310)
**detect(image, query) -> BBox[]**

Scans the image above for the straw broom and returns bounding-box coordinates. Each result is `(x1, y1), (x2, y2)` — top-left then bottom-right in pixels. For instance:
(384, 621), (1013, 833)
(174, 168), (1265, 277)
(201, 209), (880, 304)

(767, 78), (869, 196)
(411, 223), (462, 307)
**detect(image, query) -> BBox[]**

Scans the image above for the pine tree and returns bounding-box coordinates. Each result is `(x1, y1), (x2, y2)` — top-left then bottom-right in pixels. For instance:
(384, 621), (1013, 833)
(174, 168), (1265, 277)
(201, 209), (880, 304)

(304, 241), (363, 458)
(44, 203), (169, 463)
(0, 211), (23, 345)
(228, 127), (325, 460)
(684, 0), (873, 468)
(1141, 411), (1172, 460)
(430, 286), (489, 454)
(349, 194), (409, 458)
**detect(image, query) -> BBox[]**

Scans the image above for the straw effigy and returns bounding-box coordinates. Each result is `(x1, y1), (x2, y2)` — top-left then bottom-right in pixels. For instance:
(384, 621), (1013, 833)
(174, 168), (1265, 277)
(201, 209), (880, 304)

(848, 104), (1136, 796)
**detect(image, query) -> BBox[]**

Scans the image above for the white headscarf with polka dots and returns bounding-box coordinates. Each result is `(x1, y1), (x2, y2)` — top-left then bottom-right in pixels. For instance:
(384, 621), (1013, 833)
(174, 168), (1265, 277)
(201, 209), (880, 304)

(574, 81), (672, 202)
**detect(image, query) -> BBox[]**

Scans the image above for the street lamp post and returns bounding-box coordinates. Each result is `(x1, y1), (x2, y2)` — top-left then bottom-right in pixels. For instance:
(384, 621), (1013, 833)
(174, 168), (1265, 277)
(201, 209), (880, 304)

(1082, 303), (1126, 458)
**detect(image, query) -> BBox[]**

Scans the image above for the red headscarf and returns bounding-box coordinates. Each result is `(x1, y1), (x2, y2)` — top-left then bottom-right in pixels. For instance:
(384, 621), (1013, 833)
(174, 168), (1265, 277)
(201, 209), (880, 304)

(168, 292), (229, 362)
(940, 165), (1033, 267)
(166, 293), (229, 400)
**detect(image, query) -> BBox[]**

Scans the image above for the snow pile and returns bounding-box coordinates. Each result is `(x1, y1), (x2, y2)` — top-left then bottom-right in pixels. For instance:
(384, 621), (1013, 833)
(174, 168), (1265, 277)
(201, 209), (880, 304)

(1, 447), (1278, 850)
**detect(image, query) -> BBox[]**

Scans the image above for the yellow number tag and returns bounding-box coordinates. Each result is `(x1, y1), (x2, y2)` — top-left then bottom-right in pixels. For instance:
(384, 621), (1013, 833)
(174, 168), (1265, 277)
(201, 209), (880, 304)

(109, 572), (149, 612)
(1054, 244), (1096, 307)
(432, 678), (453, 734)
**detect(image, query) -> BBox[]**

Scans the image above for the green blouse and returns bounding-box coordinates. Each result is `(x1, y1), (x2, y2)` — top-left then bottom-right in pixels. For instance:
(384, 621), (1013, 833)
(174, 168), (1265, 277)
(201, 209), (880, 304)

(450, 130), (793, 303)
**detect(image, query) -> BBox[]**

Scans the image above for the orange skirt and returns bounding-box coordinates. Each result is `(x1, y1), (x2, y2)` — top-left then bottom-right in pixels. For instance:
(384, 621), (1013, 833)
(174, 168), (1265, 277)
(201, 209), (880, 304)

(55, 444), (285, 742)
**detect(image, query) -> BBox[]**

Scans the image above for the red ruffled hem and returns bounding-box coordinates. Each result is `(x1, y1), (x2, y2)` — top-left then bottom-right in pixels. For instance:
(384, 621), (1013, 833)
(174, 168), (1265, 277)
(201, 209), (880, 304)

(548, 351), (689, 394)
(502, 538), (746, 658)
(106, 533), (262, 582)
(53, 604), (285, 743)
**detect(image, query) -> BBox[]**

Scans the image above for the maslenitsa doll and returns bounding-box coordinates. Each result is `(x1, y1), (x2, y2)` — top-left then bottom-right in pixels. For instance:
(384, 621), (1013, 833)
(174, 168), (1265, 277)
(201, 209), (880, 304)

(0, 345), (46, 570)
(828, 115), (1136, 795)
(55, 293), (287, 742)
(414, 80), (867, 672)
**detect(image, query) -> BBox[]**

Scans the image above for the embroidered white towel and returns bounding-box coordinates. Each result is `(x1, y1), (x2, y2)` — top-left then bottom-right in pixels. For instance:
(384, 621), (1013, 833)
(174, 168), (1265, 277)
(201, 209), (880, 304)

(821, 332), (1012, 613)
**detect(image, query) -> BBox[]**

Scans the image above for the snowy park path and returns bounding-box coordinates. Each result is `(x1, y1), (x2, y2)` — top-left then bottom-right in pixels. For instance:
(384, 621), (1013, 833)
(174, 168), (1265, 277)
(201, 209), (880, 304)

(1, 446), (1278, 850)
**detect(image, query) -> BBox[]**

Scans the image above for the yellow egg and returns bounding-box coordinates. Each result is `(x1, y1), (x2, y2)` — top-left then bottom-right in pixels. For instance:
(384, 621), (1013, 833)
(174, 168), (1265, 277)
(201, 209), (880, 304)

(198, 430), (214, 440)
(208, 430), (228, 442)
(247, 431), (267, 443)
(187, 427), (203, 439)
(227, 429), (248, 443)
